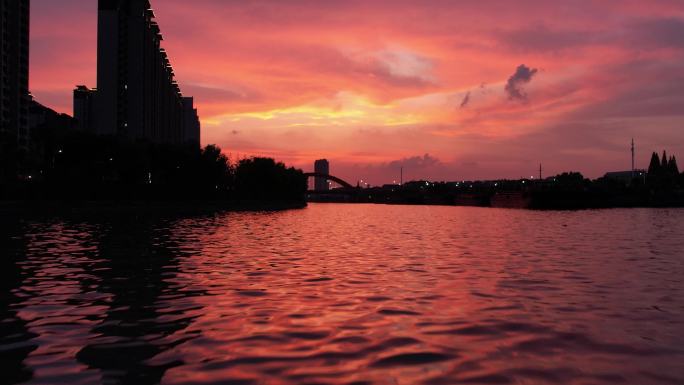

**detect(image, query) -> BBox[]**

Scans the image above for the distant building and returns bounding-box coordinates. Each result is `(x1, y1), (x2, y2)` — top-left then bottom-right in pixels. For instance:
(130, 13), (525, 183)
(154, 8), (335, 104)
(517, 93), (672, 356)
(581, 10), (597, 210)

(603, 170), (646, 185)
(73, 86), (97, 132)
(314, 159), (330, 191)
(80, 0), (199, 146)
(182, 97), (200, 146)
(0, 0), (31, 149)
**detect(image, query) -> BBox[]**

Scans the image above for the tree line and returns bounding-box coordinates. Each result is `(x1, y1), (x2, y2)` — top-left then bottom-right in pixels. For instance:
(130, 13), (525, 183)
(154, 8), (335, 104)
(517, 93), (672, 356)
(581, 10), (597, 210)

(1, 123), (307, 203)
(528, 151), (683, 209)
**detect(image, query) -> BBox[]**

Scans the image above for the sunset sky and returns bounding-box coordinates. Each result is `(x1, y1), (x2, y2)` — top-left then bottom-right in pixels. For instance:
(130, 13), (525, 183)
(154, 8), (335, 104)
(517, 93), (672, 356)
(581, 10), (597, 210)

(30, 0), (684, 184)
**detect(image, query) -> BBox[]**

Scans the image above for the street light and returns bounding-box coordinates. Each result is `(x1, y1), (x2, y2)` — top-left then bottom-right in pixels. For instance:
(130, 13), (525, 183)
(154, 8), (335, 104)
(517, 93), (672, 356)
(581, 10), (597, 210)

(52, 149), (64, 168)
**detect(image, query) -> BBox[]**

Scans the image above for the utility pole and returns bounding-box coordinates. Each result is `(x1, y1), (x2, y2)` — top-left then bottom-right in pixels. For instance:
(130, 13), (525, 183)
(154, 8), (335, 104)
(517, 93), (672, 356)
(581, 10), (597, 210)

(400, 167), (403, 185)
(539, 163), (542, 181)
(631, 138), (635, 180)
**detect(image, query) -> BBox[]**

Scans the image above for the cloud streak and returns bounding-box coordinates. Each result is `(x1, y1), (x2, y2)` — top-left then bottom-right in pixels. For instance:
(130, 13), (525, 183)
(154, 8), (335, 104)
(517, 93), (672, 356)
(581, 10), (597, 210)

(459, 91), (471, 108)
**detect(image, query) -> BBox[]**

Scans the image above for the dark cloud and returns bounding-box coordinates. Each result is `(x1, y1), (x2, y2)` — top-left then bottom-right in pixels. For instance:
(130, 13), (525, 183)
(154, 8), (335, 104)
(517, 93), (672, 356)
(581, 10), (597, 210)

(567, 60), (684, 120)
(333, 153), (449, 185)
(460, 91), (471, 108)
(498, 24), (596, 53)
(498, 18), (684, 54)
(388, 154), (441, 170)
(629, 18), (684, 49)
(505, 64), (538, 101)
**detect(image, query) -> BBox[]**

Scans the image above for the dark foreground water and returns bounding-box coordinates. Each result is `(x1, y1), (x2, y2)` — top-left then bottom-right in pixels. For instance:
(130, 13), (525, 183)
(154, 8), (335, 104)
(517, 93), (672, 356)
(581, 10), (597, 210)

(1, 204), (683, 385)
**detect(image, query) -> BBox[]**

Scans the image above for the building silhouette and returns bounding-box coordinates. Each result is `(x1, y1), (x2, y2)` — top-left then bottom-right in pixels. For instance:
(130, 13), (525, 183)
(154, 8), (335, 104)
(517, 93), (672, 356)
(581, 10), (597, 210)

(29, 96), (74, 136)
(182, 97), (200, 145)
(75, 0), (200, 146)
(73, 85), (97, 132)
(0, 0), (31, 149)
(603, 170), (646, 185)
(314, 159), (330, 191)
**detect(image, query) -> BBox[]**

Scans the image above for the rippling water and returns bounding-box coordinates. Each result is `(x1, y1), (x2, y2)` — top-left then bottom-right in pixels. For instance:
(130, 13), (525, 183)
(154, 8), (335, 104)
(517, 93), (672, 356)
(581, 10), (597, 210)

(1, 204), (684, 385)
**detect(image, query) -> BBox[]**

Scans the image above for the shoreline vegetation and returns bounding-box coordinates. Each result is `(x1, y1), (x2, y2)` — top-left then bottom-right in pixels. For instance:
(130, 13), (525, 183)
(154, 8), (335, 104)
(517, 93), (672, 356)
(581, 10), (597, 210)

(309, 152), (684, 210)
(2, 124), (683, 212)
(0, 200), (307, 217)
(1, 127), (309, 212)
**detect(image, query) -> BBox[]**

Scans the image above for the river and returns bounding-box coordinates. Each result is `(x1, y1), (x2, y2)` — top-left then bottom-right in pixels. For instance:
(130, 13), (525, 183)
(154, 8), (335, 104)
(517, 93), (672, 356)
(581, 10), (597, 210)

(1, 204), (683, 384)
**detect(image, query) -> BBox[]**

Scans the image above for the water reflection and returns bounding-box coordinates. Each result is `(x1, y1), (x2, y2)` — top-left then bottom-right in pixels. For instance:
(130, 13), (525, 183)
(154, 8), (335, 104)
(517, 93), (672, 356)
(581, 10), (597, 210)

(75, 216), (205, 385)
(0, 219), (38, 384)
(1, 205), (683, 385)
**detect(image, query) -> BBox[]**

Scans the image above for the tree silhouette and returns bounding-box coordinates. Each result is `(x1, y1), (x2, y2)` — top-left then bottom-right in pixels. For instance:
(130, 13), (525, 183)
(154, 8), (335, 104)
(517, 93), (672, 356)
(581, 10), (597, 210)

(647, 152), (663, 187)
(234, 157), (307, 201)
(648, 152), (661, 175)
(197, 144), (232, 195)
(668, 156), (679, 175)
(647, 150), (682, 191)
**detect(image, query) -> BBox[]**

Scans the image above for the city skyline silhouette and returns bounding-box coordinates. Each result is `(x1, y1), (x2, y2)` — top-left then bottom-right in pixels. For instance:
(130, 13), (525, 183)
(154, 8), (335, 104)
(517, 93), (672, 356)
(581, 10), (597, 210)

(26, 0), (684, 185)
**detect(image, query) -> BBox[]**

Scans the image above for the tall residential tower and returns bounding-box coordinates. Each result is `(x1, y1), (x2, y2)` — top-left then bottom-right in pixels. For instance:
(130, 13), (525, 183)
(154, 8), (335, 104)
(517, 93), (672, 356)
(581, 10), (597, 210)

(86, 0), (199, 146)
(0, 0), (31, 149)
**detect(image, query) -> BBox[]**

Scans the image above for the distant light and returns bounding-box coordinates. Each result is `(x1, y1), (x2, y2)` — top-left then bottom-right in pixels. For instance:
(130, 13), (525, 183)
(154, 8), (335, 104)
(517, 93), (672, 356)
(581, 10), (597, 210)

(57, 149), (63, 154)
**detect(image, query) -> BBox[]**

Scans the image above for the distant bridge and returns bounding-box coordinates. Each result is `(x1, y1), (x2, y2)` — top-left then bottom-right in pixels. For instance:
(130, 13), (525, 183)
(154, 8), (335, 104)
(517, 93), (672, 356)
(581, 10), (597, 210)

(304, 173), (354, 189)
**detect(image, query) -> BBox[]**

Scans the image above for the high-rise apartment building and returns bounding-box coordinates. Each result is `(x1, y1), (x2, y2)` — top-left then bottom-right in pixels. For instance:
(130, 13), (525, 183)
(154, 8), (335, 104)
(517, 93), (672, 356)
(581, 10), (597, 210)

(0, 0), (31, 149)
(91, 0), (199, 146)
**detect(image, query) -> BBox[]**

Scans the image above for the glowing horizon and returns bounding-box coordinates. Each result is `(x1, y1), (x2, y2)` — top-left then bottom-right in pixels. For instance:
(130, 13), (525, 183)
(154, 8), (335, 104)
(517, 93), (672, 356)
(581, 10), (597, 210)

(30, 0), (684, 184)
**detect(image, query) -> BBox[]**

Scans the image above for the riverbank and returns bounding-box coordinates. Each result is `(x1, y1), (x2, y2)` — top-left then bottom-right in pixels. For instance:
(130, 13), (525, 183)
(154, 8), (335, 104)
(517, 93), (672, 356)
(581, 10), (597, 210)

(306, 178), (684, 210)
(307, 193), (684, 210)
(0, 200), (307, 217)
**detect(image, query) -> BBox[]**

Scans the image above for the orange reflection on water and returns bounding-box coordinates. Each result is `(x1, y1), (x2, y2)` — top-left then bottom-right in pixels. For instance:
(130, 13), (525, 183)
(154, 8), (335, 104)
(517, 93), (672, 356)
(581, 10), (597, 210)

(2, 205), (684, 384)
